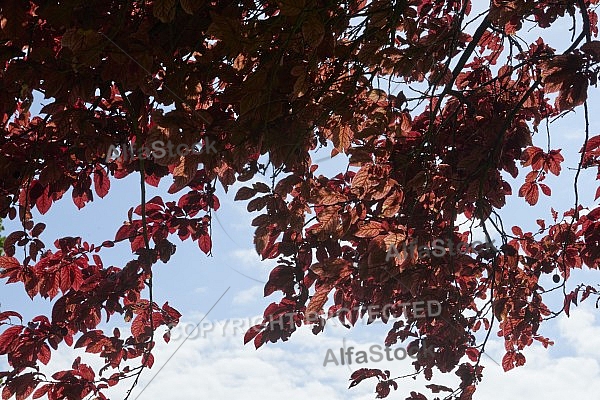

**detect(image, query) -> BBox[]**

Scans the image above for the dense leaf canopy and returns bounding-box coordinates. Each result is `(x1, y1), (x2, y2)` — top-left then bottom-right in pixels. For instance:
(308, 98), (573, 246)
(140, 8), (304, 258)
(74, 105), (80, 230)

(1, 0), (600, 399)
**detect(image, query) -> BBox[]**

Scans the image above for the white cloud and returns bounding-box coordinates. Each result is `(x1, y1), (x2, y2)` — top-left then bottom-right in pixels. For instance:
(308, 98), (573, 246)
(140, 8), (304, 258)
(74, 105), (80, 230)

(558, 304), (600, 359)
(193, 286), (208, 295)
(3, 294), (600, 400)
(232, 285), (264, 305)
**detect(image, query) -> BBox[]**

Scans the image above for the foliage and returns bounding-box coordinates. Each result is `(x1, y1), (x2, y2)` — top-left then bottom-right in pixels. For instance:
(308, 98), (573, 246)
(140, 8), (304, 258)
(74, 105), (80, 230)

(1, 0), (600, 399)
(0, 221), (4, 255)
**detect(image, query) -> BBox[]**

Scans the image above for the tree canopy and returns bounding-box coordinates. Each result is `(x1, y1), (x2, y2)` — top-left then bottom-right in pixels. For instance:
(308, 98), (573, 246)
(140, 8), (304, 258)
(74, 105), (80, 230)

(1, 0), (600, 399)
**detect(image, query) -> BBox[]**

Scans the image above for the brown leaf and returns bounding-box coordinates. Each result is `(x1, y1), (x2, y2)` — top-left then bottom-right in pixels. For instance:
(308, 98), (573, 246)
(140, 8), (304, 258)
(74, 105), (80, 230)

(253, 182), (270, 193)
(555, 75), (588, 111)
(540, 55), (578, 91)
(302, 14), (325, 48)
(383, 231), (407, 251)
(254, 230), (269, 255)
(247, 196), (269, 212)
(274, 174), (303, 196)
(153, 0), (177, 23)
(315, 207), (340, 239)
(459, 384), (476, 400)
(233, 53), (246, 71)
(355, 221), (382, 238)
(310, 258), (352, 280)
(207, 11), (242, 51)
(168, 156), (199, 194)
(292, 72), (309, 98)
(367, 89), (387, 103)
(351, 165), (372, 195)
(305, 284), (332, 321)
(581, 40), (600, 60)
(381, 190), (403, 217)
(316, 187), (347, 206)
(216, 164), (236, 191)
(278, 0), (305, 16)
(60, 29), (101, 52)
(426, 384), (454, 394)
(235, 186), (257, 201)
(180, 0), (200, 14)
(331, 124), (353, 153)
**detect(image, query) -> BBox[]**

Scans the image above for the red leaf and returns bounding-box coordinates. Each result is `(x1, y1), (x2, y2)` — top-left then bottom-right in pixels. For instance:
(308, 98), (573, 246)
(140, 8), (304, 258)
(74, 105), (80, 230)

(539, 183), (551, 196)
(115, 224), (134, 242)
(0, 311), (23, 324)
(143, 353), (154, 368)
(131, 315), (149, 339)
(253, 331), (265, 349)
(93, 167), (110, 198)
(162, 302), (182, 321)
(72, 186), (92, 209)
(555, 75), (588, 111)
(375, 381), (392, 398)
(536, 219), (545, 230)
(581, 40), (600, 59)
(38, 343), (51, 365)
(10, 373), (36, 400)
(211, 195), (220, 210)
(198, 234), (212, 254)
(349, 368), (387, 388)
(588, 207), (600, 221)
(70, 265), (84, 291)
(465, 347), (480, 362)
(93, 254), (103, 268)
(524, 170), (538, 183)
(502, 351), (516, 372)
(243, 324), (263, 345)
(521, 146), (543, 168)
(148, 195), (165, 207)
(77, 362), (96, 381)
(0, 325), (23, 354)
(4, 232), (26, 256)
(32, 385), (50, 399)
(460, 385), (476, 400)
(546, 150), (563, 175)
(36, 187), (53, 215)
(0, 256), (21, 270)
(264, 266), (295, 296)
(582, 134), (600, 153)
(305, 284), (332, 320)
(74, 330), (103, 349)
(515, 352), (526, 367)
(518, 182), (539, 205)
(426, 384), (454, 393)
(31, 223), (46, 238)
(131, 234), (146, 252)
